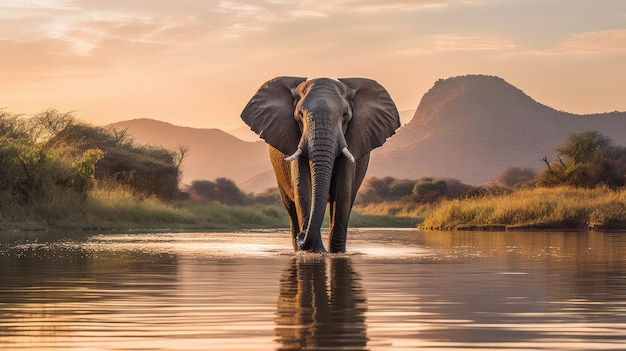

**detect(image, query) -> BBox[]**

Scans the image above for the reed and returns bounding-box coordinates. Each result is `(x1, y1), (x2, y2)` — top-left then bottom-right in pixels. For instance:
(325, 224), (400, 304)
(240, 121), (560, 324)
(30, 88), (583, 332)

(420, 186), (626, 230)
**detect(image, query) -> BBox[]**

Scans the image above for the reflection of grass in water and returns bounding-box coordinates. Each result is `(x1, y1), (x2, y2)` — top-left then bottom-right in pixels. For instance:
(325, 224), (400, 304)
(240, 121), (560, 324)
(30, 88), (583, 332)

(421, 186), (626, 230)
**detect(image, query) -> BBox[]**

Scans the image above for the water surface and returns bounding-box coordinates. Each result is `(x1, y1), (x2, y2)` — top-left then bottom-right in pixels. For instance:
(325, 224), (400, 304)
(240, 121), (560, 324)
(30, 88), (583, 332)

(1, 229), (625, 350)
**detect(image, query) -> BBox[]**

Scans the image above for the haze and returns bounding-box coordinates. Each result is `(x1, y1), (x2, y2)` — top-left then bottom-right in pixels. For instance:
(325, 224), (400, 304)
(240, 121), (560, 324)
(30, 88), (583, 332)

(1, 0), (625, 131)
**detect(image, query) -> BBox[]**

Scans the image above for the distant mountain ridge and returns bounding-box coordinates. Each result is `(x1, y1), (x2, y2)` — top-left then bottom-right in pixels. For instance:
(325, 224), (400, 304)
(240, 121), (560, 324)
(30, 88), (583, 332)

(108, 75), (626, 192)
(368, 75), (626, 184)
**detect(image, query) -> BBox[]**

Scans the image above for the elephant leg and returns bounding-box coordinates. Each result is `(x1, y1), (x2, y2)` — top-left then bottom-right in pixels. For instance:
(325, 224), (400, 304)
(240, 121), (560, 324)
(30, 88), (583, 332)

(277, 186), (301, 250)
(269, 146), (305, 250)
(292, 157), (312, 248)
(329, 155), (369, 253)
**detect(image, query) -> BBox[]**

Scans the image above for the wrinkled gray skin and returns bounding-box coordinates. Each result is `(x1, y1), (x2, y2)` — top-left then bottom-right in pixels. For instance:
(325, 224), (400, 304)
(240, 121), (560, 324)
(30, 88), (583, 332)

(241, 77), (400, 253)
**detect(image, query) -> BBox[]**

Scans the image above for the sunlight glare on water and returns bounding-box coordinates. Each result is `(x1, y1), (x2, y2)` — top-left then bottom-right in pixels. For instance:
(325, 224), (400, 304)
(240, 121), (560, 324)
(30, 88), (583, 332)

(0, 229), (625, 350)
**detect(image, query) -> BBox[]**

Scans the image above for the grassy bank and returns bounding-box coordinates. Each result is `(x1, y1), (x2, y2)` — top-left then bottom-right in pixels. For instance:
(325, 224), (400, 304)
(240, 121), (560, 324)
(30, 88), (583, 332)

(0, 181), (415, 232)
(10, 178), (623, 233)
(420, 186), (626, 230)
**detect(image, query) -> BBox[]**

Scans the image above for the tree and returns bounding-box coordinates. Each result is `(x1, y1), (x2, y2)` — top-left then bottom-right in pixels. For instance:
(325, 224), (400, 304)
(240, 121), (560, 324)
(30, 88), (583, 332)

(49, 122), (182, 199)
(412, 178), (448, 203)
(356, 177), (415, 204)
(537, 130), (626, 188)
(499, 167), (537, 188)
(189, 178), (247, 205)
(557, 130), (610, 165)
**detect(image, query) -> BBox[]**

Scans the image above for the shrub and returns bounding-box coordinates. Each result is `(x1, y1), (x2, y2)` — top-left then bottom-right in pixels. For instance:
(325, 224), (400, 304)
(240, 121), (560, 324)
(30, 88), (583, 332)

(537, 131), (626, 189)
(250, 187), (282, 206)
(356, 177), (416, 204)
(412, 178), (448, 203)
(499, 167), (537, 188)
(187, 178), (248, 205)
(48, 122), (182, 199)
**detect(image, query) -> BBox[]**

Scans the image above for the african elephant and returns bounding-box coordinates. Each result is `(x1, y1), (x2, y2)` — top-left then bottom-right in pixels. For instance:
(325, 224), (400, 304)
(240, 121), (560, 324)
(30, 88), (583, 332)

(241, 77), (400, 253)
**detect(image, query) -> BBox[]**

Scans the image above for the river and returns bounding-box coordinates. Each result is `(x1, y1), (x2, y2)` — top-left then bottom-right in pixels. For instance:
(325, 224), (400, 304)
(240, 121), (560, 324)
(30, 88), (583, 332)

(1, 229), (625, 350)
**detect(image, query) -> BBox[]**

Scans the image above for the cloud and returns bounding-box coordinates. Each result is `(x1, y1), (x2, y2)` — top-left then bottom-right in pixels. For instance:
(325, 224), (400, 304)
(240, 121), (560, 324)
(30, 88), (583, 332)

(508, 29), (626, 57)
(0, 0), (77, 11)
(558, 29), (626, 54)
(217, 0), (450, 23)
(288, 9), (328, 18)
(398, 34), (516, 56)
(340, 0), (448, 12)
(216, 1), (268, 17)
(433, 34), (516, 51)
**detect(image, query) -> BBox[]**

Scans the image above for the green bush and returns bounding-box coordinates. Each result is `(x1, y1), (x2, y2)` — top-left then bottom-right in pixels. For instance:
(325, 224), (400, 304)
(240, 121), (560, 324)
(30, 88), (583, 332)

(498, 167), (537, 188)
(356, 177), (419, 204)
(187, 178), (247, 205)
(0, 112), (105, 227)
(537, 131), (626, 189)
(412, 178), (448, 203)
(48, 121), (182, 199)
(0, 109), (187, 229)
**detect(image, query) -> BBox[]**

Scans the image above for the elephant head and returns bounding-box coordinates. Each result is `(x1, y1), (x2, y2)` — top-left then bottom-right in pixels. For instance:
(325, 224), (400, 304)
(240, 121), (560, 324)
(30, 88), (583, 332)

(241, 77), (400, 251)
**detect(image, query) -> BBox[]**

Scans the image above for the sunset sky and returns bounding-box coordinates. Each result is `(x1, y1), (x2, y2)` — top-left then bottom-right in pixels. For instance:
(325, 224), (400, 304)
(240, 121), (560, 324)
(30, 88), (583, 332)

(2, 0), (625, 131)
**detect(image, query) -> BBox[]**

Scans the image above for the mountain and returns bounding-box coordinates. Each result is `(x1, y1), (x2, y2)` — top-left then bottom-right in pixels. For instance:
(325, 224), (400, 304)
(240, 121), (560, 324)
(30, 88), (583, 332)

(368, 75), (626, 184)
(227, 126), (260, 142)
(107, 75), (626, 192)
(399, 109), (416, 126)
(107, 119), (270, 190)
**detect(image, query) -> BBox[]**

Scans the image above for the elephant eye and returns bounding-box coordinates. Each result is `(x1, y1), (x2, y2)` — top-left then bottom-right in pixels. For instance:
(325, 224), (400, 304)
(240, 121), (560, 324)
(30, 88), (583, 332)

(342, 110), (351, 121)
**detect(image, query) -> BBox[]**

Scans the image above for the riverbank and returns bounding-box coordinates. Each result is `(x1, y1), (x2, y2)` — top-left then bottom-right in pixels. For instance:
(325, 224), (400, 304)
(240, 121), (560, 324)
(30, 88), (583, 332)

(4, 184), (624, 233)
(0, 185), (417, 232)
(419, 186), (626, 230)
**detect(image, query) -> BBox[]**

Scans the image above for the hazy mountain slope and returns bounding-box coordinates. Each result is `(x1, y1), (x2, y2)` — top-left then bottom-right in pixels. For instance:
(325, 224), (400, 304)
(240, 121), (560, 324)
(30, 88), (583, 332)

(108, 119), (271, 189)
(369, 75), (626, 184)
(228, 126), (260, 142)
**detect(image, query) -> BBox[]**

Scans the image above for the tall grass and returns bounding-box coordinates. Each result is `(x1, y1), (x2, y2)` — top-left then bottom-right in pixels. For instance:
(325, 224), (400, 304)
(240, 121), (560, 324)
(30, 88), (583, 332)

(84, 181), (196, 230)
(354, 199), (429, 219)
(420, 186), (626, 230)
(82, 180), (290, 231)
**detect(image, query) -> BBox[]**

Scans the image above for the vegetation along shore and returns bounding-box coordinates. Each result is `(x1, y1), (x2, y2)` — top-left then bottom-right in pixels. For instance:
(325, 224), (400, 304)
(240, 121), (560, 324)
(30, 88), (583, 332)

(1, 109), (625, 232)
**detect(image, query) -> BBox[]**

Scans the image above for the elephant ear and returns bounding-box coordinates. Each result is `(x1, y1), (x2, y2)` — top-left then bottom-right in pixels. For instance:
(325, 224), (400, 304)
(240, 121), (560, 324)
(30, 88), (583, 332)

(339, 78), (401, 159)
(241, 76), (307, 155)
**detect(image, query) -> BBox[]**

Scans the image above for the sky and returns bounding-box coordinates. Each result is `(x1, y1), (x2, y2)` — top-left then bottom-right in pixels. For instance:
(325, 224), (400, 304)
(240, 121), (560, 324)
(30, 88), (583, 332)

(1, 0), (625, 131)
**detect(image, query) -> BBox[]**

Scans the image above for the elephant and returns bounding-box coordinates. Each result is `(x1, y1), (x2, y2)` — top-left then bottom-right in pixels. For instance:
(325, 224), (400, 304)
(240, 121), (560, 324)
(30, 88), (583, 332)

(241, 77), (400, 253)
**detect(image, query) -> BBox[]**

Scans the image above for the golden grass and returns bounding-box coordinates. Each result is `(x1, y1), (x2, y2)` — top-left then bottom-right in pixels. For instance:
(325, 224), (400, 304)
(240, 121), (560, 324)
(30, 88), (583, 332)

(420, 186), (626, 230)
(354, 198), (430, 219)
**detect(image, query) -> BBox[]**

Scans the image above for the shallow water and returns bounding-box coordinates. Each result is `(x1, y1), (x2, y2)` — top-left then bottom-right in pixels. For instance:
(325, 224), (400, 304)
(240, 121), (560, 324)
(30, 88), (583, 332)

(1, 229), (625, 350)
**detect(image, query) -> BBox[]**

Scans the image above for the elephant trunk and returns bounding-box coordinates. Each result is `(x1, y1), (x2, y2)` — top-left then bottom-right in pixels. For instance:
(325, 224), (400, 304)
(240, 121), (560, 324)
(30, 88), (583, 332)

(296, 126), (337, 253)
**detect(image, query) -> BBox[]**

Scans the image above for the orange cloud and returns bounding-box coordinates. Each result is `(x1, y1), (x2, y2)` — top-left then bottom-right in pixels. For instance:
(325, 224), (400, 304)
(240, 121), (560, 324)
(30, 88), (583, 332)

(559, 29), (626, 54)
(341, 0), (448, 12)
(433, 35), (517, 51)
(397, 34), (516, 56)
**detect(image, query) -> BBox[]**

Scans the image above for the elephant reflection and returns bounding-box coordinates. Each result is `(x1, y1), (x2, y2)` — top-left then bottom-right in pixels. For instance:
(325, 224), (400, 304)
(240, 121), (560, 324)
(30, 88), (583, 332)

(274, 256), (368, 350)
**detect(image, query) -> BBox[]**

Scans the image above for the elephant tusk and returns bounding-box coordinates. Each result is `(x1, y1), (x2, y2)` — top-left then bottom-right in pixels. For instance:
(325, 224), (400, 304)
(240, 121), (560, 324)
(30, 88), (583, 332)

(284, 148), (303, 162)
(342, 147), (355, 163)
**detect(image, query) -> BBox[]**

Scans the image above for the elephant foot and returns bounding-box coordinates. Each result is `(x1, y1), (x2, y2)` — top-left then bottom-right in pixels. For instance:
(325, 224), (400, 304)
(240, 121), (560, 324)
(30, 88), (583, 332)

(330, 247), (346, 254)
(330, 237), (347, 254)
(297, 231), (327, 253)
